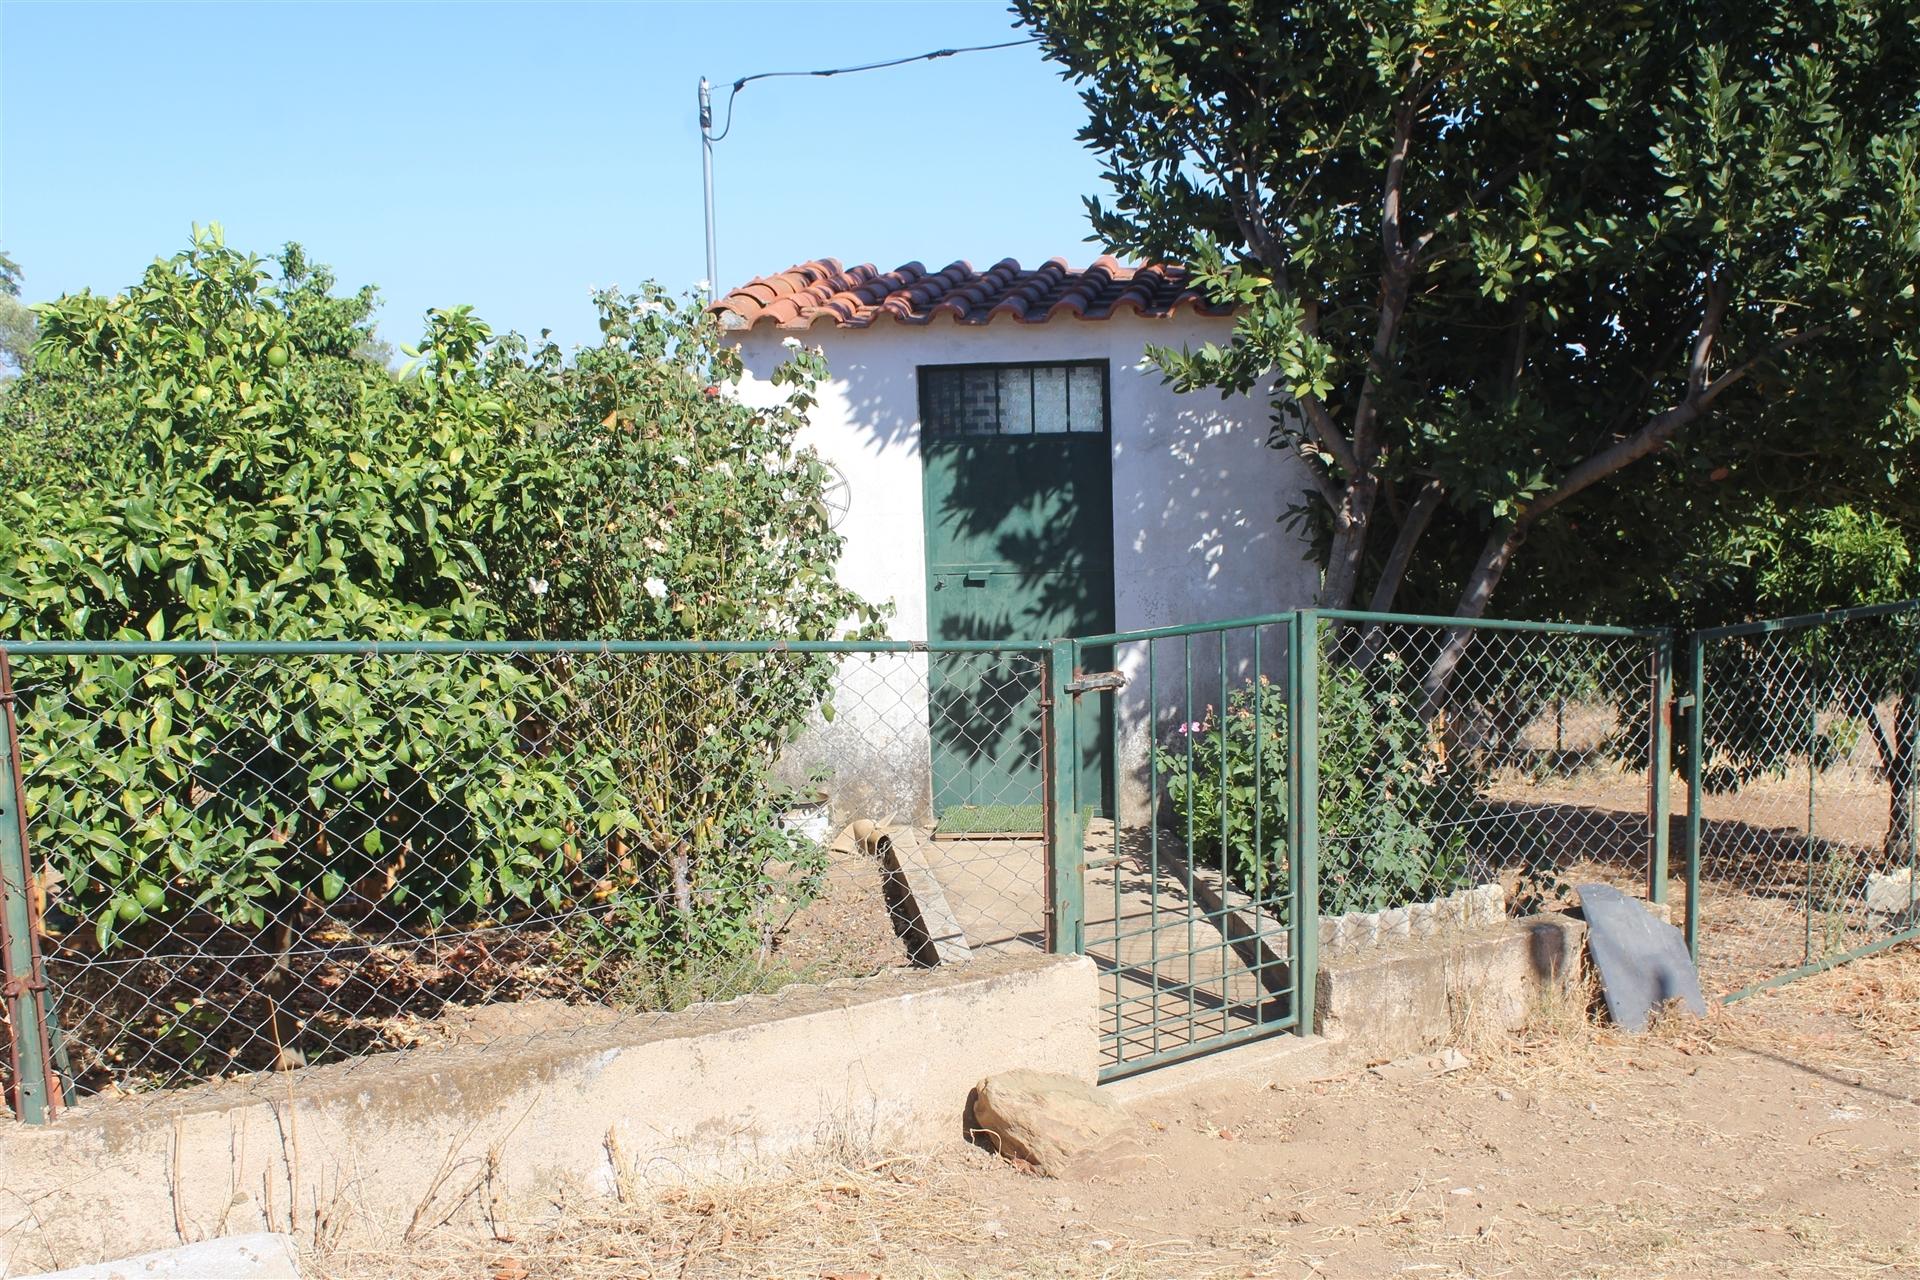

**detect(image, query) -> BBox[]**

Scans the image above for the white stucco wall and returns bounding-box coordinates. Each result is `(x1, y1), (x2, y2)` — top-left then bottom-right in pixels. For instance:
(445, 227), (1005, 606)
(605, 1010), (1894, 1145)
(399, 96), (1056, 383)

(729, 313), (1318, 824)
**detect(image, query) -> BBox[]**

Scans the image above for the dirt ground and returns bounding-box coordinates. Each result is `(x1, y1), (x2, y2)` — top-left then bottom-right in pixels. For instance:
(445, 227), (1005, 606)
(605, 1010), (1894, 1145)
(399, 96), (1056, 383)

(317, 943), (1920, 1280)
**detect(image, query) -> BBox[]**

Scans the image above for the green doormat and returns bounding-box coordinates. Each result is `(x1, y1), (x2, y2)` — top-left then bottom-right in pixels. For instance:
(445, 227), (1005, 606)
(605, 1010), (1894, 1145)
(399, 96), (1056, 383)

(933, 803), (1047, 837)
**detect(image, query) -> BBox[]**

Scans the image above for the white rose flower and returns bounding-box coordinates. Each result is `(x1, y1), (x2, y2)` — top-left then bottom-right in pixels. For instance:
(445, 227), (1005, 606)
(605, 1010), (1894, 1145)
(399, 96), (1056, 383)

(643, 577), (668, 601)
(781, 336), (803, 351)
(527, 577), (549, 597)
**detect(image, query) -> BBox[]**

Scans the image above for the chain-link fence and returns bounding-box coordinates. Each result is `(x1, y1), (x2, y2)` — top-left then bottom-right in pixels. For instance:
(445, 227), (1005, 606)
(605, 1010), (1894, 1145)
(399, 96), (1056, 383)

(1065, 611), (1665, 1078)
(0, 640), (1049, 1118)
(1686, 604), (1920, 998)
(1314, 612), (1666, 921)
(7, 606), (1911, 1117)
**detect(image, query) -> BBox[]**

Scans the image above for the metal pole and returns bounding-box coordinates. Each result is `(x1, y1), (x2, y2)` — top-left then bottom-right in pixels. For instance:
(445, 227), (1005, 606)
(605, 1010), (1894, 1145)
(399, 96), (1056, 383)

(1649, 637), (1674, 906)
(1043, 642), (1084, 955)
(698, 78), (718, 302)
(1288, 611), (1321, 1037)
(0, 651), (57, 1123)
(1683, 634), (1704, 961)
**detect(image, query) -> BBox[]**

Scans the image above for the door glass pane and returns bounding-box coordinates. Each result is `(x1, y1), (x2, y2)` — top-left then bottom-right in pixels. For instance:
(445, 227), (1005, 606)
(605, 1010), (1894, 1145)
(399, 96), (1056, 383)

(997, 367), (1034, 434)
(959, 368), (1000, 434)
(1031, 366), (1069, 433)
(1068, 366), (1104, 432)
(923, 362), (1108, 437)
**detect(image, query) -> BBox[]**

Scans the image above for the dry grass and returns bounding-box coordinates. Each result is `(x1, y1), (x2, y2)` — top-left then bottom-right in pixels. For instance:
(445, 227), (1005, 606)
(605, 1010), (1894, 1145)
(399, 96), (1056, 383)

(1445, 962), (1729, 1101)
(314, 945), (1920, 1280)
(313, 1144), (1225, 1280)
(1746, 942), (1920, 1052)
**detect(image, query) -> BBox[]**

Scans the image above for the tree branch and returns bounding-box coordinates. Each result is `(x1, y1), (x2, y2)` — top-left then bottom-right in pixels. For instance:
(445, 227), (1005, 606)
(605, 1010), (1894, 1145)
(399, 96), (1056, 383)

(1380, 101), (1416, 270)
(1524, 323), (1832, 527)
(1349, 98), (1422, 462)
(1366, 477), (1445, 614)
(1688, 270), (1732, 397)
(1297, 395), (1359, 477)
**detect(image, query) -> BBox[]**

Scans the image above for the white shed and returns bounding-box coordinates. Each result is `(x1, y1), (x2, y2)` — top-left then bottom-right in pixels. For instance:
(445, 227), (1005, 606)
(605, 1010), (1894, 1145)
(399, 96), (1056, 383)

(716, 256), (1317, 828)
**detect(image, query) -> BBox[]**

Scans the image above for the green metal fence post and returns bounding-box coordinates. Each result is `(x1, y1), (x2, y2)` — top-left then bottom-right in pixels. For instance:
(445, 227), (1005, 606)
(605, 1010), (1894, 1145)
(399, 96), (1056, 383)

(1649, 637), (1674, 906)
(1909, 632), (1918, 924)
(1043, 641), (1084, 955)
(0, 650), (56, 1123)
(1683, 634), (1705, 961)
(1288, 611), (1321, 1038)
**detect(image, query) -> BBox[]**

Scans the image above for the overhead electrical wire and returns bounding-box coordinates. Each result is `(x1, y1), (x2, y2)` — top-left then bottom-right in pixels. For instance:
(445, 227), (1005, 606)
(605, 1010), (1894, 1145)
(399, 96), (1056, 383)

(704, 35), (1043, 142)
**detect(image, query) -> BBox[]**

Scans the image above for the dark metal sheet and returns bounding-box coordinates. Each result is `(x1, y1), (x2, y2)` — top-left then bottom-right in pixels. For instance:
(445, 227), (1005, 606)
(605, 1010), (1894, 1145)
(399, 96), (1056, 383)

(1577, 883), (1708, 1032)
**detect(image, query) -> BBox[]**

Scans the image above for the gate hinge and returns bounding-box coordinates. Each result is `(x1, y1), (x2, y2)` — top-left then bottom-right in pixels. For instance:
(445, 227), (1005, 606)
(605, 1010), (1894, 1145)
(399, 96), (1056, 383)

(1065, 669), (1126, 696)
(1675, 693), (1697, 711)
(1, 975), (47, 999)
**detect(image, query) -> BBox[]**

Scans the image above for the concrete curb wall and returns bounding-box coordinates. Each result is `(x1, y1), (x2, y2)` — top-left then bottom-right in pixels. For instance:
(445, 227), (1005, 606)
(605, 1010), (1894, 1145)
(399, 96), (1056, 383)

(0, 952), (1097, 1277)
(1316, 913), (1587, 1064)
(17, 1233), (299, 1280)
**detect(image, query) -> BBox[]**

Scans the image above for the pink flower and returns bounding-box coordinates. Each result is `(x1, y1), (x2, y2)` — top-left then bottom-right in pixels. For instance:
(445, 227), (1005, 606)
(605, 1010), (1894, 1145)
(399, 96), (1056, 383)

(1174, 720), (1207, 736)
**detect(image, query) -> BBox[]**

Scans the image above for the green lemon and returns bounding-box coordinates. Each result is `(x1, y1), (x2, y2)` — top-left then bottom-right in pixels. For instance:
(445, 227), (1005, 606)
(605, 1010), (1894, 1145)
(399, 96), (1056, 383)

(191, 385), (213, 403)
(134, 881), (167, 913)
(115, 896), (148, 924)
(266, 345), (289, 369)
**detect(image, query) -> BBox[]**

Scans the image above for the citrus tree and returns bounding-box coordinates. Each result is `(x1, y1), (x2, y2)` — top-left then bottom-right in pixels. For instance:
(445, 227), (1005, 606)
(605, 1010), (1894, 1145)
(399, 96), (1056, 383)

(471, 289), (886, 957)
(0, 229), (873, 972)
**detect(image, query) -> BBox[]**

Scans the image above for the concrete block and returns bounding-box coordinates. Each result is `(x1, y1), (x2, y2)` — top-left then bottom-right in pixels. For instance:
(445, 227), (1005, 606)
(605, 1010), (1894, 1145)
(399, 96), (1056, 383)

(1468, 883), (1506, 926)
(1314, 914), (1586, 1064)
(879, 828), (971, 965)
(1377, 906), (1411, 946)
(1319, 916), (1344, 954)
(1865, 868), (1917, 917)
(1407, 901), (1437, 939)
(1434, 891), (1467, 930)
(1346, 911), (1381, 949)
(0, 952), (1098, 1276)
(15, 1234), (299, 1279)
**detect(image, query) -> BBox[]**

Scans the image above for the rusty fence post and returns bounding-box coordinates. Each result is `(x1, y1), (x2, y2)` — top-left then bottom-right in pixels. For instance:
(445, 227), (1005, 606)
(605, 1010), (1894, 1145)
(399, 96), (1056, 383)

(0, 649), (60, 1123)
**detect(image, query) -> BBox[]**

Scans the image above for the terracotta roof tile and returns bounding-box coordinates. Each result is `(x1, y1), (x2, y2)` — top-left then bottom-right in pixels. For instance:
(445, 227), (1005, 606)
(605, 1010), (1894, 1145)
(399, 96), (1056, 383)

(711, 255), (1232, 330)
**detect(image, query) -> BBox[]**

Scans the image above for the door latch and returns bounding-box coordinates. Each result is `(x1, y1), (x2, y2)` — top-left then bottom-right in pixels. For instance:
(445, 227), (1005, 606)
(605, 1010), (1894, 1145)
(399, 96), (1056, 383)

(1065, 669), (1126, 696)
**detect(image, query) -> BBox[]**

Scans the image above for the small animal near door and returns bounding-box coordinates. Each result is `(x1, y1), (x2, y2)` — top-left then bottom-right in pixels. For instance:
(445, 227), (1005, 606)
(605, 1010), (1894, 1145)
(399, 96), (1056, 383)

(920, 362), (1116, 831)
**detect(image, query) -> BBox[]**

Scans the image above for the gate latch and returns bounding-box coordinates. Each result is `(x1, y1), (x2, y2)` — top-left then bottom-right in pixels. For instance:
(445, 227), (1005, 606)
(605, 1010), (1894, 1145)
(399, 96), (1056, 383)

(1065, 669), (1127, 696)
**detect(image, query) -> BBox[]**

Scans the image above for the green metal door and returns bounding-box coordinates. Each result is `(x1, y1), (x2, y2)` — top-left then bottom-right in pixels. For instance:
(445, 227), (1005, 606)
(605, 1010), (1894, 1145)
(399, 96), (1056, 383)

(920, 362), (1115, 829)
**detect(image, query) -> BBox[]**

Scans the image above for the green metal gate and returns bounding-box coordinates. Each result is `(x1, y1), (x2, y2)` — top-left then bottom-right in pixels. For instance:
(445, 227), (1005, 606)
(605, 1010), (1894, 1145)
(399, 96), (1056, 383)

(1046, 615), (1314, 1079)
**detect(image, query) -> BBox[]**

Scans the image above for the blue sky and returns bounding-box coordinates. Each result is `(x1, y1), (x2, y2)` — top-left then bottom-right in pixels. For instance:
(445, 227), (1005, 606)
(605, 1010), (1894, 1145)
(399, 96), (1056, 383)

(1, 1), (1107, 351)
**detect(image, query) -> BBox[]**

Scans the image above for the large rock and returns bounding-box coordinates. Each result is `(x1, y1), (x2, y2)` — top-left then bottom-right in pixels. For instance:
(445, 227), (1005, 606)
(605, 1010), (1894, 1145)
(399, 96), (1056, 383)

(967, 1069), (1141, 1177)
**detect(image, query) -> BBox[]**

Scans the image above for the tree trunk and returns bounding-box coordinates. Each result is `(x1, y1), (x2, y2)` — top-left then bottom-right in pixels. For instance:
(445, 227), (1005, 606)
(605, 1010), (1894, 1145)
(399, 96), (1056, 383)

(1885, 694), (1915, 865)
(1352, 479), (1444, 670)
(1421, 522), (1524, 715)
(1318, 475), (1380, 609)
